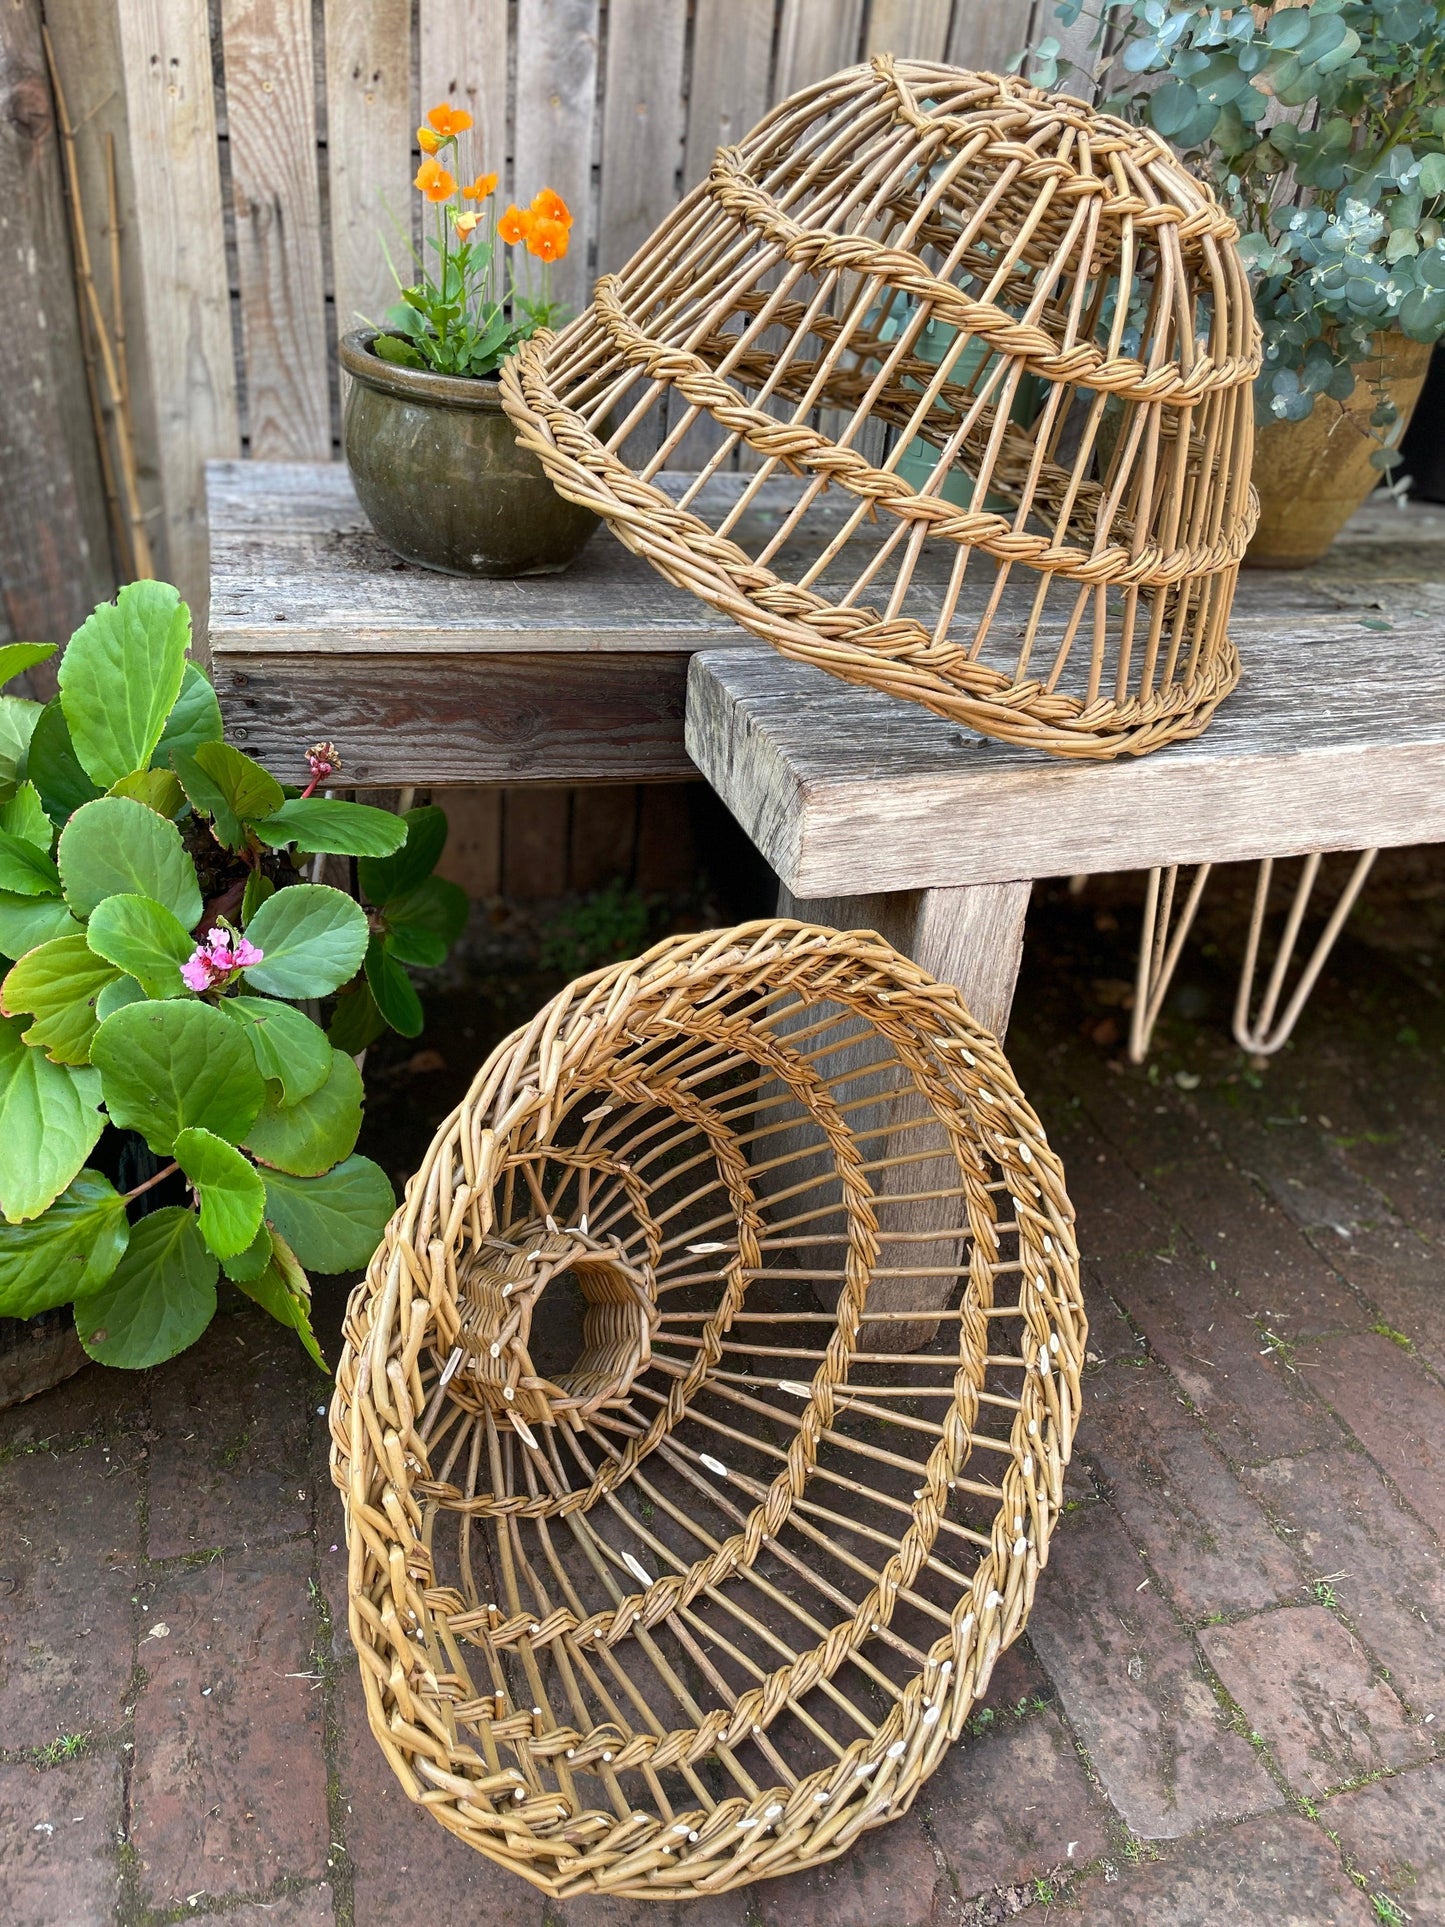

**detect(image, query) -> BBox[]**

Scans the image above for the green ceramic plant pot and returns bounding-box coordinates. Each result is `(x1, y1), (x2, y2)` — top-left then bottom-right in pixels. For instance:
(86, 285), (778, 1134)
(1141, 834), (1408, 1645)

(340, 328), (598, 577)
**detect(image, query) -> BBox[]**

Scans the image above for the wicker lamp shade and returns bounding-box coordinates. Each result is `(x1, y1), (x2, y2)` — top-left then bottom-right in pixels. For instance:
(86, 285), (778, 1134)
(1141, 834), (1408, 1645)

(504, 57), (1259, 760)
(330, 922), (1084, 1897)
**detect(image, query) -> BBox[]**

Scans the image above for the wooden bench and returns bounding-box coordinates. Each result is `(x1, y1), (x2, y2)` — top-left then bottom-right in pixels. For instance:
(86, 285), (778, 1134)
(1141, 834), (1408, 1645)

(685, 497), (1445, 1041)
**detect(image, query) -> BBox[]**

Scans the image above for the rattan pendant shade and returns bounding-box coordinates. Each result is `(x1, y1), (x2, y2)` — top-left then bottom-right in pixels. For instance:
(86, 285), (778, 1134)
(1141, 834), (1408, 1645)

(504, 57), (1260, 759)
(331, 922), (1083, 1897)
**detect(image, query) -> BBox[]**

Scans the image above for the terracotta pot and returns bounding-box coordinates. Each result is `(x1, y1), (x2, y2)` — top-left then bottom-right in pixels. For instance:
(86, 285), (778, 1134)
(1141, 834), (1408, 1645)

(1246, 332), (1433, 568)
(340, 329), (599, 577)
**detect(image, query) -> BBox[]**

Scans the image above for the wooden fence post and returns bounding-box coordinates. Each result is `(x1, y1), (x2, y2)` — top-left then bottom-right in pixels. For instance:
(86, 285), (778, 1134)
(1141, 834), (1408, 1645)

(0, 0), (113, 670)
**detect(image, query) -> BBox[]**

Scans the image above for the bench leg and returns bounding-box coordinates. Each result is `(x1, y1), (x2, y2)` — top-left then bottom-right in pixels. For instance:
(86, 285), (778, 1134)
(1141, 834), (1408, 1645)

(777, 880), (1032, 1348)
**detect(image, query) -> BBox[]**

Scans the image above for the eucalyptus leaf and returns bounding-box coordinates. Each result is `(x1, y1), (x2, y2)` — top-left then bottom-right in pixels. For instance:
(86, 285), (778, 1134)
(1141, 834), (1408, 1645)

(174, 1125), (266, 1259)
(0, 1169), (128, 1318)
(74, 1206), (217, 1368)
(0, 1014), (106, 1222)
(58, 581), (190, 787)
(0, 892), (77, 962)
(358, 805), (447, 905)
(57, 795), (202, 927)
(91, 998), (266, 1154)
(220, 995), (333, 1104)
(262, 1155), (395, 1272)
(1, 933), (118, 1065)
(254, 797), (407, 859)
(245, 1047), (363, 1176)
(241, 884), (369, 999)
(85, 893), (195, 999)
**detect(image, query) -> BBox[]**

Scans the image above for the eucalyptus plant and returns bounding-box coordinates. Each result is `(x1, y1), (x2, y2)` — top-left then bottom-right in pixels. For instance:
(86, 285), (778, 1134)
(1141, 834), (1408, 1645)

(0, 582), (465, 1369)
(1026, 1), (1445, 444)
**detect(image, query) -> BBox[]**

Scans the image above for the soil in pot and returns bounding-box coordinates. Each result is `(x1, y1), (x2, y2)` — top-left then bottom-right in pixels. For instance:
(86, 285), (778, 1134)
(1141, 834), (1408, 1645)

(1247, 333), (1433, 568)
(341, 329), (599, 578)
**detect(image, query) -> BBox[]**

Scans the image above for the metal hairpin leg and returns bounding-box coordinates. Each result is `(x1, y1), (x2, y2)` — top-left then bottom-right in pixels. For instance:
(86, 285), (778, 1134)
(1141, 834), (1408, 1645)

(1233, 849), (1379, 1056)
(1127, 863), (1214, 1064)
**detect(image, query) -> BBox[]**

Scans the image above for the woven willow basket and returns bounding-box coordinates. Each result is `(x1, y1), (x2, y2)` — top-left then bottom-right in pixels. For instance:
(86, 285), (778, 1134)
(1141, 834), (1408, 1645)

(503, 57), (1259, 760)
(331, 922), (1084, 1898)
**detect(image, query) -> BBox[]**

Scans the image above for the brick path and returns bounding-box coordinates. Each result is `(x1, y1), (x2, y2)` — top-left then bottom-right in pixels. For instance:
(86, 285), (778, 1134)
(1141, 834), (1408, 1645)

(2, 869), (1443, 1925)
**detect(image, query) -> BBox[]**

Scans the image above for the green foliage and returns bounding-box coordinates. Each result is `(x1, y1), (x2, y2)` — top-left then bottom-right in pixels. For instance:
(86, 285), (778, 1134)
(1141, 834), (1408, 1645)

(540, 882), (655, 977)
(0, 584), (455, 1370)
(1028, 1), (1445, 437)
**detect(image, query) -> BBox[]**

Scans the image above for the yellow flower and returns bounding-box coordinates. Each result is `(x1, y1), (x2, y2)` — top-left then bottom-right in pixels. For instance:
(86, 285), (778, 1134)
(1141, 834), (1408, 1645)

(416, 125), (441, 155)
(463, 171), (499, 202)
(529, 187), (572, 230)
(527, 215), (568, 263)
(426, 102), (473, 138)
(454, 209), (481, 238)
(415, 157), (456, 203)
(498, 203), (532, 245)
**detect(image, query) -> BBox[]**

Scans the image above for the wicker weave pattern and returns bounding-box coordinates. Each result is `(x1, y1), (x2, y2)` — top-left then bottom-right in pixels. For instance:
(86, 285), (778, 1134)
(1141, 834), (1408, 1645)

(503, 57), (1259, 759)
(330, 922), (1083, 1896)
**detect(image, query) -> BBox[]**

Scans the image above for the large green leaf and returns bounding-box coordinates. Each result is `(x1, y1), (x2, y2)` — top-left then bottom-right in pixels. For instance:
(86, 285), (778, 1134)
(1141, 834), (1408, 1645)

(245, 1047), (362, 1176)
(241, 885), (369, 999)
(176, 741), (284, 852)
(152, 662), (224, 769)
(95, 974), (145, 1021)
(326, 978), (387, 1055)
(26, 700), (102, 823)
(262, 1155), (394, 1272)
(1, 934), (118, 1064)
(0, 1014), (106, 1221)
(254, 797), (407, 859)
(365, 934), (424, 1037)
(0, 696), (42, 796)
(91, 998), (265, 1154)
(383, 874), (468, 968)
(57, 795), (202, 927)
(109, 767), (185, 819)
(0, 642), (57, 692)
(358, 805), (447, 905)
(73, 1206), (217, 1367)
(57, 581), (190, 787)
(219, 995), (332, 1104)
(0, 893), (76, 963)
(221, 1218), (272, 1283)
(174, 1125), (266, 1259)
(85, 893), (194, 999)
(0, 1169), (128, 1318)
(0, 826), (61, 897)
(235, 1229), (326, 1368)
(1, 782), (54, 852)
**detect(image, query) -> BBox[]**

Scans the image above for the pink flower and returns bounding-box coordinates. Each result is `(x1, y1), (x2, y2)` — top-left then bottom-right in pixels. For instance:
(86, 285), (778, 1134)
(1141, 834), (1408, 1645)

(181, 927), (264, 994)
(306, 741), (340, 782)
(181, 953), (214, 992)
(232, 937), (263, 969)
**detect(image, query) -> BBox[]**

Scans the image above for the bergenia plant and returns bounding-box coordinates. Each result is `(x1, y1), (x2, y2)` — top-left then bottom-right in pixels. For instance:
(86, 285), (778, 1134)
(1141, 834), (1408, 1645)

(1025, 1), (1445, 446)
(372, 100), (573, 377)
(0, 582), (466, 1370)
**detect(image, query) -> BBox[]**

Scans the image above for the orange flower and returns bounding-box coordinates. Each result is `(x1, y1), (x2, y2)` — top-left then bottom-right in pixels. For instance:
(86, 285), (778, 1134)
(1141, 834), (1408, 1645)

(414, 157), (456, 202)
(498, 203), (533, 245)
(454, 209), (481, 238)
(526, 215), (569, 263)
(426, 102), (473, 138)
(416, 124), (441, 155)
(530, 187), (572, 230)
(463, 171), (499, 202)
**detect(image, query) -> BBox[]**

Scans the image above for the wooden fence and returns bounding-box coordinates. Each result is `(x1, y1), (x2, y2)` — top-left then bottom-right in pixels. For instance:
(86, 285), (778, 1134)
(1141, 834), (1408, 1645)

(2, 0), (1098, 897)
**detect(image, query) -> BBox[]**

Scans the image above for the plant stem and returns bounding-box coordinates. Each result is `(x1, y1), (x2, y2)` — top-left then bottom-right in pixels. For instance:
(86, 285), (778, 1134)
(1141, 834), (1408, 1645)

(126, 1160), (179, 1202)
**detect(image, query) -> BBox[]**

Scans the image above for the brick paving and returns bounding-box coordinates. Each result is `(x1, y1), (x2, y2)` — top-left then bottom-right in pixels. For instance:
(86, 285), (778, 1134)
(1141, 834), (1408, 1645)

(2, 860), (1444, 1924)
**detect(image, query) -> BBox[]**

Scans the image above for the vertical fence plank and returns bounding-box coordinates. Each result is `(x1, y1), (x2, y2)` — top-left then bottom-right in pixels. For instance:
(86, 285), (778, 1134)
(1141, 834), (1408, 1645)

(0, 0), (113, 649)
(434, 788), (503, 897)
(219, 0), (330, 459)
(866, 0), (951, 61)
(324, 0), (411, 345)
(418, 0), (508, 191)
(597, 0), (687, 274)
(513, 0), (600, 313)
(773, 0), (864, 99)
(682, 0), (774, 189)
(502, 788), (571, 899)
(115, 0), (236, 628)
(947, 1), (1037, 73)
(569, 786), (639, 892)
